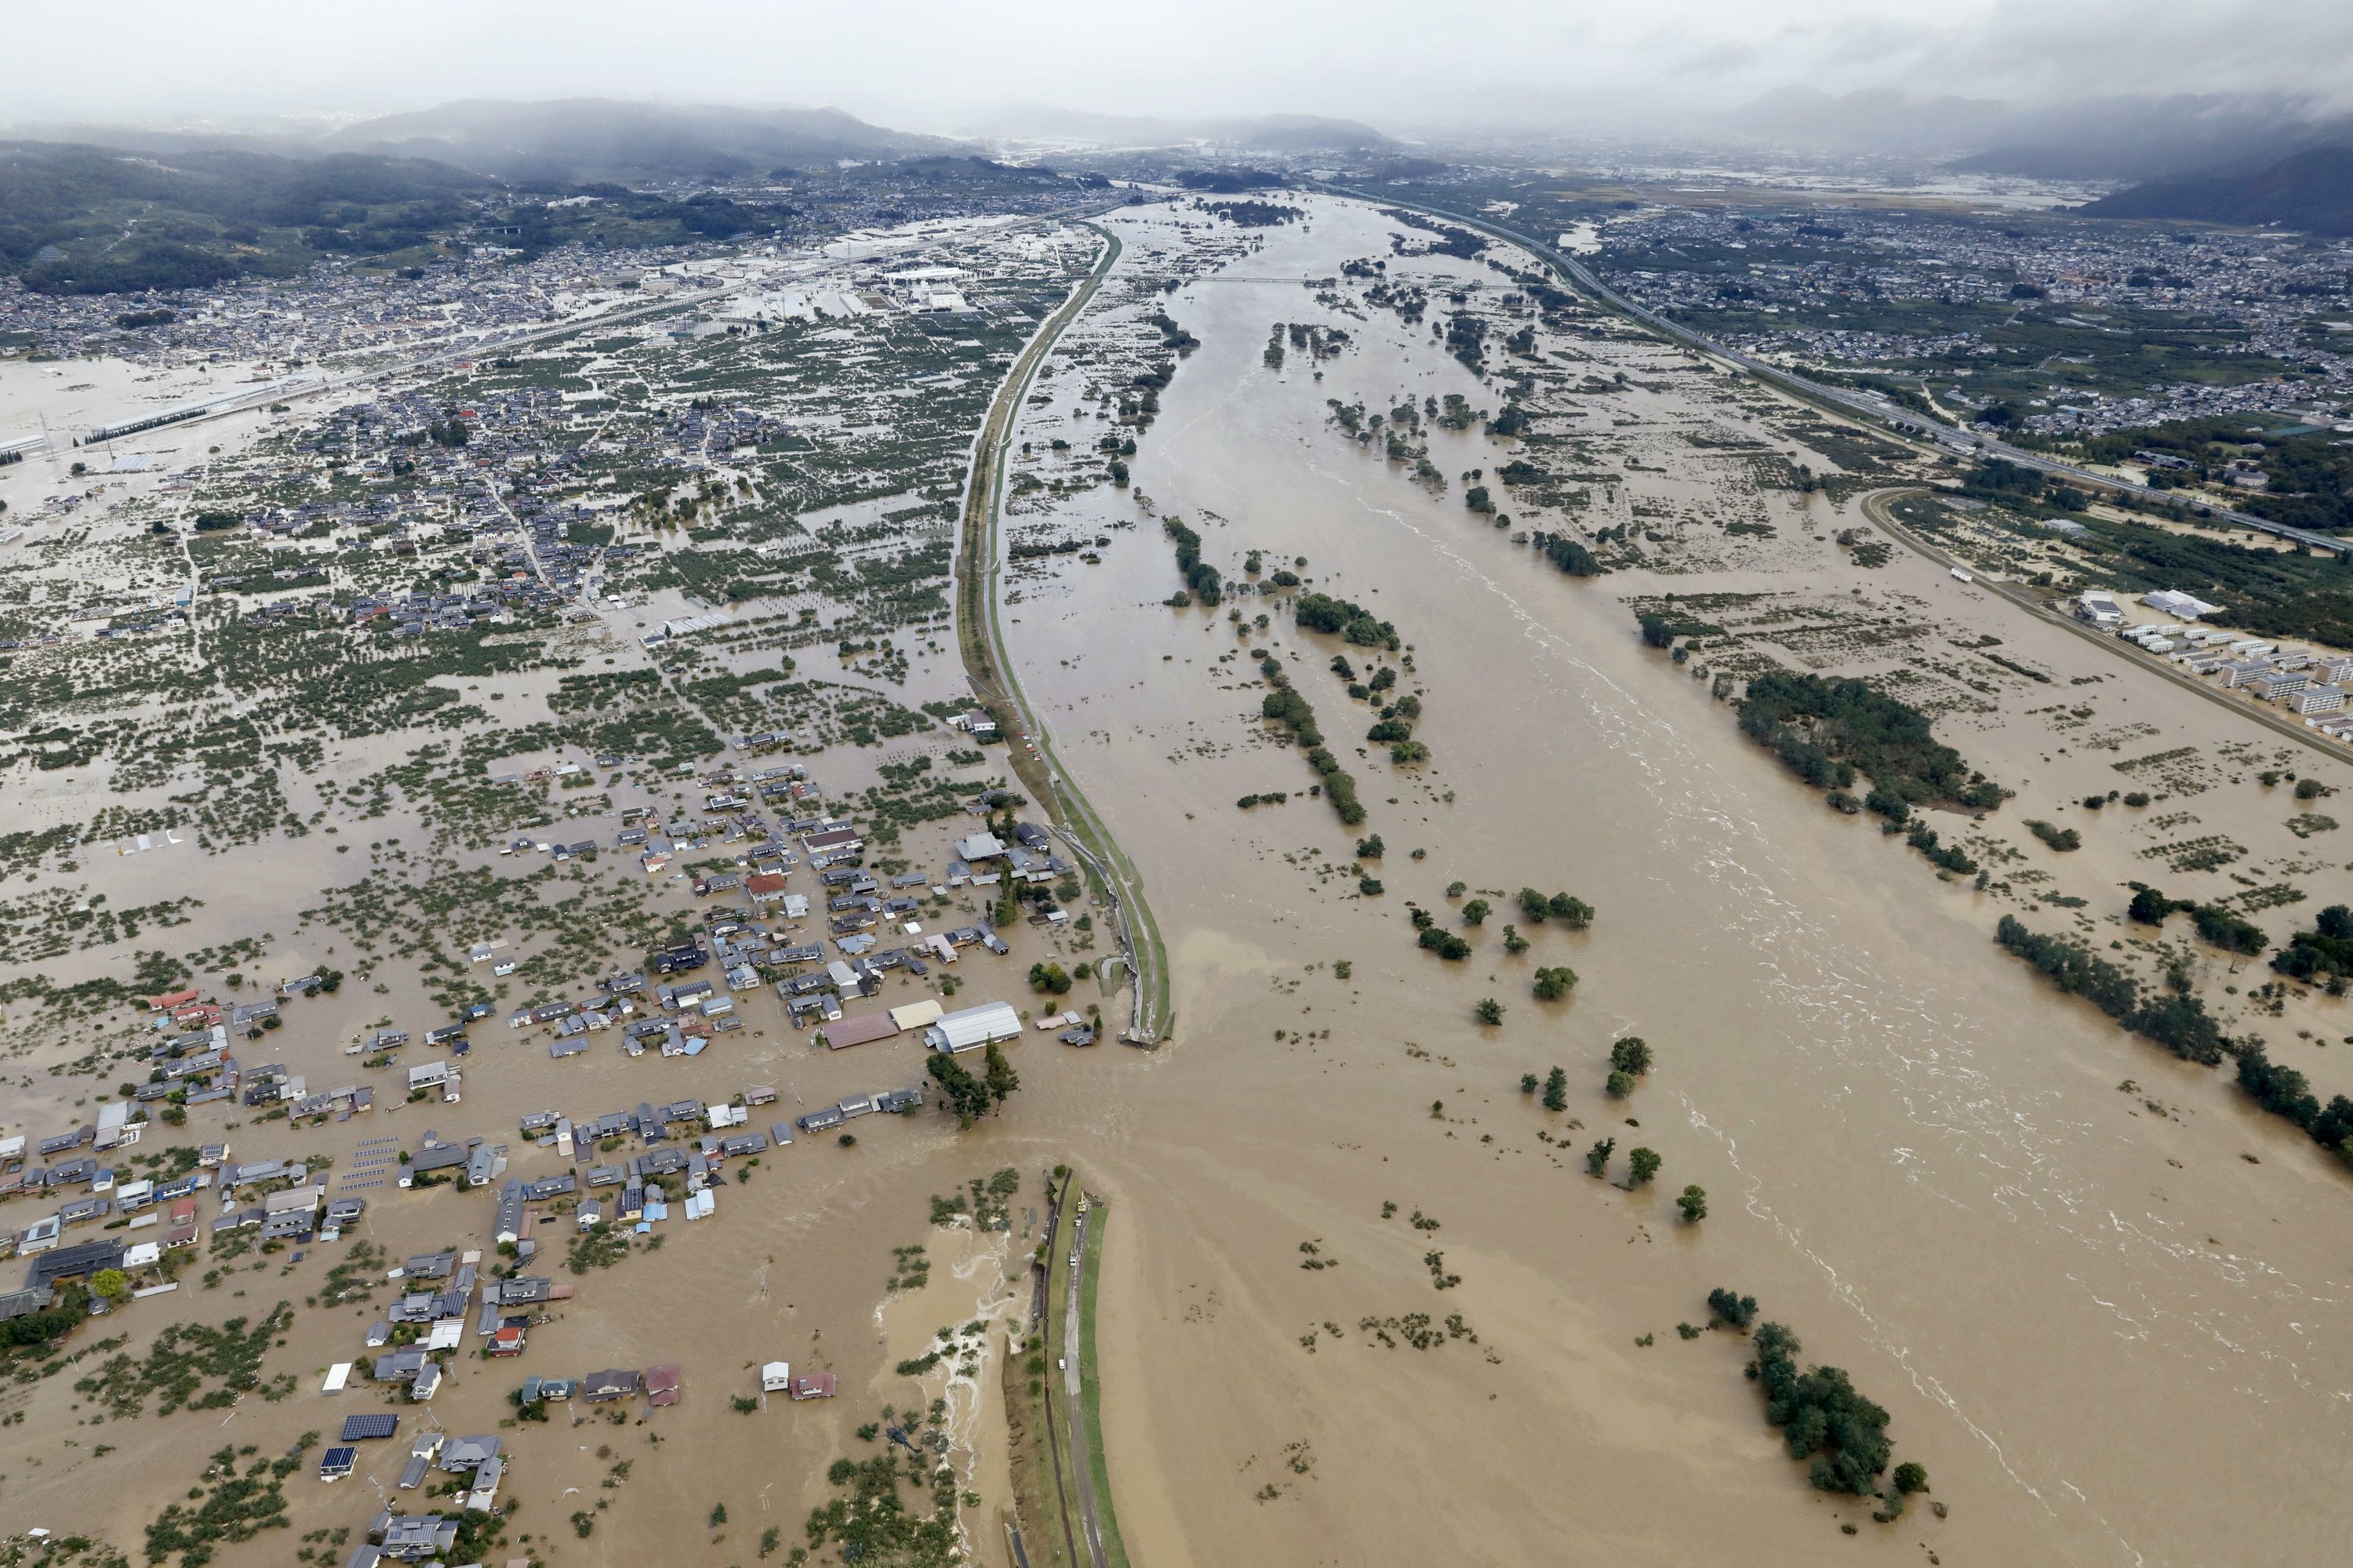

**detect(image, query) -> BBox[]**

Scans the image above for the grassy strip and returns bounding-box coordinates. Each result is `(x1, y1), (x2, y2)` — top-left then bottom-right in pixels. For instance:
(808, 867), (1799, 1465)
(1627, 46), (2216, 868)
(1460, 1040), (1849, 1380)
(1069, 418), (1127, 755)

(1075, 1199), (1133, 1568)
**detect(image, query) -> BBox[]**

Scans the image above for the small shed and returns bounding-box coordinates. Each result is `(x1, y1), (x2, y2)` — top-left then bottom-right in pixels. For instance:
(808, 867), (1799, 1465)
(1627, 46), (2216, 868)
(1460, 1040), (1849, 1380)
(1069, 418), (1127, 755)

(761, 1361), (793, 1392)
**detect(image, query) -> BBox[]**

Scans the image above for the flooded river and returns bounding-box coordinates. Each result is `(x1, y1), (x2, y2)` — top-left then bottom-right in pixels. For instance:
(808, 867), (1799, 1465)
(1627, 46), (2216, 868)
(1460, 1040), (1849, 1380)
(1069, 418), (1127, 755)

(995, 197), (2353, 1566)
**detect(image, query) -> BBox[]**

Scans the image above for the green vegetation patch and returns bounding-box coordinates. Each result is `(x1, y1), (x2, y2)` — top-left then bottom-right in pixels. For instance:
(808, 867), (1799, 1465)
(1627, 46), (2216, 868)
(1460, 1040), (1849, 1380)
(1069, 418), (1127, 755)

(143, 1437), (314, 1566)
(1993, 915), (2224, 1064)
(1739, 671), (2006, 809)
(75, 1303), (296, 1419)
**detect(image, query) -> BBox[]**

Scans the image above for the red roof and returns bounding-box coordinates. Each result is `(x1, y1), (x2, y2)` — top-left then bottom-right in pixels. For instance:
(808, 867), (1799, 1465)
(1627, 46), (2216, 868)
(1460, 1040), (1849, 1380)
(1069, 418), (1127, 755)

(790, 1373), (836, 1400)
(645, 1363), (682, 1406)
(746, 873), (787, 896)
(149, 988), (200, 1010)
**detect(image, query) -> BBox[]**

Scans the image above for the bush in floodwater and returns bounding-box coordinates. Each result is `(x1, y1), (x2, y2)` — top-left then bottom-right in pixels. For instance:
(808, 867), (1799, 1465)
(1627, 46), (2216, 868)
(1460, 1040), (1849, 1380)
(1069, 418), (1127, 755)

(1707, 1289), (1758, 1329)
(1417, 928), (1471, 961)
(1532, 966), (1577, 1001)
(2026, 819), (2081, 852)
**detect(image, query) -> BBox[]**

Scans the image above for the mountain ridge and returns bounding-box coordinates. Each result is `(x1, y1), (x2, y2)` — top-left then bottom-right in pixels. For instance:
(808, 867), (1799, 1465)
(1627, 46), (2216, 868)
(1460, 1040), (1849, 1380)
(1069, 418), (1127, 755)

(2078, 144), (2353, 235)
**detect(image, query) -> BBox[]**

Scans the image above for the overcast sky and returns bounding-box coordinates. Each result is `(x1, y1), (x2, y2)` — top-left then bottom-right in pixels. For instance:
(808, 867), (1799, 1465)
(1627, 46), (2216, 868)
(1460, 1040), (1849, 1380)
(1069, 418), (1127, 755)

(12, 0), (2351, 134)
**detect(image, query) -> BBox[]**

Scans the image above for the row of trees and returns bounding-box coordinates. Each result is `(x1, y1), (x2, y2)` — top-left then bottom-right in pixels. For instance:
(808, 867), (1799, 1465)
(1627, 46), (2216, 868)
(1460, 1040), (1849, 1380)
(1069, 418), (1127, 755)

(927, 1044), (1020, 1128)
(1994, 915), (2226, 1064)
(1997, 915), (2353, 1168)
(1707, 1289), (1928, 1515)
(1530, 529), (1603, 577)
(1162, 517), (1222, 606)
(2128, 882), (2268, 956)
(1518, 887), (1593, 928)
(1257, 653), (1364, 825)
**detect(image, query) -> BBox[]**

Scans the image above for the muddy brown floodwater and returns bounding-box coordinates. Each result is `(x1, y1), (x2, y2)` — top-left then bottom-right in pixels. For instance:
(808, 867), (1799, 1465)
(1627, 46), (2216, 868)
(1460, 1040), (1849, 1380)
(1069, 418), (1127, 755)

(996, 198), (2353, 1566)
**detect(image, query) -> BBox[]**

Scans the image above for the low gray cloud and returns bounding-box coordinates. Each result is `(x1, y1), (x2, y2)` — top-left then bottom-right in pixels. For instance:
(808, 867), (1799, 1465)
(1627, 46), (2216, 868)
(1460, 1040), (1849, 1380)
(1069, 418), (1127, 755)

(8, 0), (2348, 137)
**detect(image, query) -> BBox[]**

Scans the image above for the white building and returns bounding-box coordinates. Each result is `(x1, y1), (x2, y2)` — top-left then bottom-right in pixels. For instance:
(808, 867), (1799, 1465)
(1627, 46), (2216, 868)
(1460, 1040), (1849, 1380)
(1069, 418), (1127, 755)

(924, 1001), (1024, 1054)
(2293, 684), (2346, 716)
(2075, 591), (2124, 628)
(2142, 589), (2221, 620)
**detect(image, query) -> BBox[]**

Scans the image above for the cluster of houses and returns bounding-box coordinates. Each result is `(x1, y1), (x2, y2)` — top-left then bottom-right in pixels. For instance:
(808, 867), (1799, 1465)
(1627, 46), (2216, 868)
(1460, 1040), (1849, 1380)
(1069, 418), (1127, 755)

(0, 1130), (370, 1290)
(471, 791), (1052, 1060)
(322, 1425), (511, 1564)
(2, 719), (1079, 1533)
(350, 1245), (546, 1402)
(328, 1356), (824, 1566)
(2078, 589), (2353, 722)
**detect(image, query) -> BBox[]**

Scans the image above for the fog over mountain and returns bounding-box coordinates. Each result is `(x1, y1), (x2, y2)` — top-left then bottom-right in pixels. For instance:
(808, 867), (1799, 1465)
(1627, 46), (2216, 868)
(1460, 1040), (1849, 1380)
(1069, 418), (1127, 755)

(1719, 86), (2353, 182)
(319, 100), (945, 184)
(951, 107), (1392, 154)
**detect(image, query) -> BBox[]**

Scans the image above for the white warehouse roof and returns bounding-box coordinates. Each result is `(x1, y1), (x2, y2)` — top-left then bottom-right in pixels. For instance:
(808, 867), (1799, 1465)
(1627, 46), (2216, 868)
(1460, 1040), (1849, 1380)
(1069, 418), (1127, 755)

(2142, 589), (2220, 620)
(925, 1002), (1022, 1053)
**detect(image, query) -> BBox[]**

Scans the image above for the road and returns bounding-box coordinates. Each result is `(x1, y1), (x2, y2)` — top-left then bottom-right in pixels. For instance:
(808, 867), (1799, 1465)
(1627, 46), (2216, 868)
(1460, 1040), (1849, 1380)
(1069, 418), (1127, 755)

(1332, 187), (2351, 558)
(955, 219), (1173, 1045)
(1035, 1176), (1082, 1568)
(1061, 1199), (1108, 1568)
(1860, 487), (2353, 762)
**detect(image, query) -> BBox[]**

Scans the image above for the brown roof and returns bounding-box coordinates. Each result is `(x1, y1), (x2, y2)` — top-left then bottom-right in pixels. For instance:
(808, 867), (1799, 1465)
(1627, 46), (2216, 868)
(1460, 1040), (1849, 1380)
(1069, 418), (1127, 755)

(820, 1011), (899, 1050)
(645, 1363), (682, 1405)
